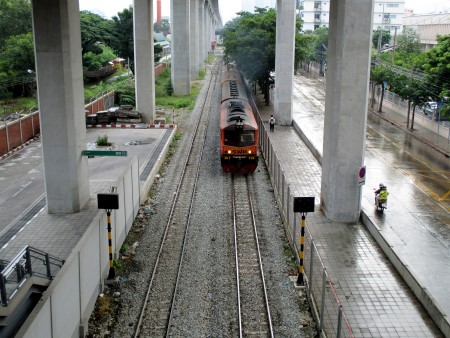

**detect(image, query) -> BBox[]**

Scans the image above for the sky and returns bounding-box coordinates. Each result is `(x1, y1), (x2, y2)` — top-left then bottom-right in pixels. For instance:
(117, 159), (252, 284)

(79, 0), (449, 25)
(78, 0), (241, 25)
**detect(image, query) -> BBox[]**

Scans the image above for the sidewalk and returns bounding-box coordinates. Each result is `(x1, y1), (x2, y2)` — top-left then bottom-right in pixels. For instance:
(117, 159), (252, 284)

(371, 100), (450, 157)
(253, 77), (448, 337)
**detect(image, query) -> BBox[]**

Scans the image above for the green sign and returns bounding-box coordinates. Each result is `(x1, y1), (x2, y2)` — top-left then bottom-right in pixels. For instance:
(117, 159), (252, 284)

(82, 150), (127, 157)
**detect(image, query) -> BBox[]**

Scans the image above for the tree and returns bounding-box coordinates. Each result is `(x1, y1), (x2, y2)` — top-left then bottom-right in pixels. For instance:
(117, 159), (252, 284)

(370, 63), (394, 112)
(222, 8), (277, 104)
(222, 8), (305, 104)
(160, 18), (171, 36)
(396, 27), (421, 54)
(372, 29), (391, 49)
(154, 44), (163, 63)
(302, 27), (328, 74)
(0, 33), (35, 76)
(80, 11), (114, 56)
(0, 32), (35, 97)
(0, 0), (32, 50)
(420, 35), (450, 118)
(83, 44), (117, 71)
(110, 6), (135, 62)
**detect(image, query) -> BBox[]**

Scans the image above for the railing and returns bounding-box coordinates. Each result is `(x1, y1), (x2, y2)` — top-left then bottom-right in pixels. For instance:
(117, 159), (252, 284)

(0, 246), (65, 306)
(247, 86), (354, 337)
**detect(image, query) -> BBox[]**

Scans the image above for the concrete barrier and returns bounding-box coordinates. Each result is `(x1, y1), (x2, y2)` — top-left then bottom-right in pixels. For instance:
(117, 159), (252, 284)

(16, 157), (140, 338)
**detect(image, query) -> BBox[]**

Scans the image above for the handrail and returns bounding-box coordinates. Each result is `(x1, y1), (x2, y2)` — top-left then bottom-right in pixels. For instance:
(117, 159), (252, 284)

(0, 246), (65, 306)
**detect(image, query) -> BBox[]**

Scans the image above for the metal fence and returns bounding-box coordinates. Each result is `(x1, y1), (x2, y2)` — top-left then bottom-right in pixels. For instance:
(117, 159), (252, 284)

(249, 92), (354, 337)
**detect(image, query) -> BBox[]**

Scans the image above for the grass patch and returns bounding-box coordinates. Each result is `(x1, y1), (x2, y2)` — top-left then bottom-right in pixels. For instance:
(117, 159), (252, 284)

(96, 135), (112, 147)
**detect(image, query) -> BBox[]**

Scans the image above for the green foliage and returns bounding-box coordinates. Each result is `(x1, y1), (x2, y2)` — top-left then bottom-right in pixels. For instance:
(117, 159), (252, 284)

(96, 135), (112, 147)
(153, 18), (171, 36)
(114, 81), (136, 106)
(222, 8), (277, 85)
(83, 44), (118, 71)
(396, 27), (421, 54)
(110, 7), (135, 62)
(372, 29), (391, 49)
(421, 35), (450, 104)
(0, 33), (35, 76)
(302, 27), (328, 62)
(80, 11), (115, 56)
(154, 44), (163, 63)
(0, 0), (32, 50)
(165, 80), (174, 96)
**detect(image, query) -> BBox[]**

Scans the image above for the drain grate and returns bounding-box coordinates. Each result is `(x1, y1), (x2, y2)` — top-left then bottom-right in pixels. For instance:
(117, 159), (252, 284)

(140, 129), (173, 181)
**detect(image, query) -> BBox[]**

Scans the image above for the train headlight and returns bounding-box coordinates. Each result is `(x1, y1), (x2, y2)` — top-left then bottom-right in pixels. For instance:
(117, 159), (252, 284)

(248, 150), (252, 154)
(227, 150), (232, 154)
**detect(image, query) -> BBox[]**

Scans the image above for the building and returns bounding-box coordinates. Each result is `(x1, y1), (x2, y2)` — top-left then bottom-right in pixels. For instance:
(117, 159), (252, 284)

(403, 13), (450, 50)
(299, 0), (405, 33)
(242, 0), (276, 13)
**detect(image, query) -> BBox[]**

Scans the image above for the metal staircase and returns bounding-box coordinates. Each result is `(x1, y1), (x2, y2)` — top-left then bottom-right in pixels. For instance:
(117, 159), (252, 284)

(0, 246), (65, 337)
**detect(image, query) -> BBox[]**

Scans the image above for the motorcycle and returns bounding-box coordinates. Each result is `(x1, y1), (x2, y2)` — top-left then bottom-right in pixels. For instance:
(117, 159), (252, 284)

(374, 188), (388, 212)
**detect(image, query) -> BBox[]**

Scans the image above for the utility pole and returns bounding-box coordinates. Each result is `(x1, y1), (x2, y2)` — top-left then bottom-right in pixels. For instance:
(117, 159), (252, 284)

(392, 27), (397, 63)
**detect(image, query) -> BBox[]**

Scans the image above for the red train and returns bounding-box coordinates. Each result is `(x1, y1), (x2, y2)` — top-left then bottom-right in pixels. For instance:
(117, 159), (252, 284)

(220, 66), (259, 173)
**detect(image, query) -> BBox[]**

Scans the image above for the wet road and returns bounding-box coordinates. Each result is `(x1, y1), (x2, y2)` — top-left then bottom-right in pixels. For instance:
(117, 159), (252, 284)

(293, 75), (450, 250)
(0, 128), (167, 235)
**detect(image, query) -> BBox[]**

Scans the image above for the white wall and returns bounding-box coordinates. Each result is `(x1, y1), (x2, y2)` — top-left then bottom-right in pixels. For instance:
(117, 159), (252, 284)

(16, 157), (141, 338)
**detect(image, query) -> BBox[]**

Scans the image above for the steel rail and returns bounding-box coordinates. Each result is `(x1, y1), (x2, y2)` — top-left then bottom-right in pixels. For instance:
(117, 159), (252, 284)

(232, 175), (274, 338)
(133, 62), (220, 338)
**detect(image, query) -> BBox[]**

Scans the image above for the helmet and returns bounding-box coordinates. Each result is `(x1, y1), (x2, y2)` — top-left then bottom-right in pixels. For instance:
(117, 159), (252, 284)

(379, 183), (386, 189)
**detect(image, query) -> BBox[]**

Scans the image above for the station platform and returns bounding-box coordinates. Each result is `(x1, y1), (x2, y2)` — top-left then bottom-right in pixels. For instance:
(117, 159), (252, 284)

(255, 74), (449, 337)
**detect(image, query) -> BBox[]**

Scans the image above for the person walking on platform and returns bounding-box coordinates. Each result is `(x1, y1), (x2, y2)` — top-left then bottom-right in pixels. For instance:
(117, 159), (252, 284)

(269, 115), (275, 132)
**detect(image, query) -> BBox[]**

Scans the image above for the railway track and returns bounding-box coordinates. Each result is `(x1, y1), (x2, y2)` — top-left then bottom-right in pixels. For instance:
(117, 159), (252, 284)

(232, 174), (274, 338)
(133, 63), (219, 337)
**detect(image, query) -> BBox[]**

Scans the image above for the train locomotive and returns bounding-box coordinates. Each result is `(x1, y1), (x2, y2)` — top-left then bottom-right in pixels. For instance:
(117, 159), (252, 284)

(220, 66), (259, 173)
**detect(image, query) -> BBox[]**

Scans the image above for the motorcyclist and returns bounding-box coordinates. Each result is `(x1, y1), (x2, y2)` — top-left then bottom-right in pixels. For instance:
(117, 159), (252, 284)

(374, 183), (389, 207)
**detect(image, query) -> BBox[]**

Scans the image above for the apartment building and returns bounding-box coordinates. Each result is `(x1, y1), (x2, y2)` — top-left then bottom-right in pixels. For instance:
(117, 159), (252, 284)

(299, 0), (405, 32)
(242, 0), (276, 13)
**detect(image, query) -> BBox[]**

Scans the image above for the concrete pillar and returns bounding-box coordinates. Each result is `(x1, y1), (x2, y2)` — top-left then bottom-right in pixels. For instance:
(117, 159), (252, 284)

(31, 0), (89, 213)
(198, 1), (205, 69)
(203, 2), (208, 61)
(190, 0), (200, 79)
(274, 0), (296, 126)
(134, 0), (155, 123)
(320, 0), (374, 223)
(171, 0), (191, 95)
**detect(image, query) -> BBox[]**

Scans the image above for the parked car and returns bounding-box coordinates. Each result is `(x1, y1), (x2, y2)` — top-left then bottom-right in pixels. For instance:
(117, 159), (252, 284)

(423, 102), (437, 116)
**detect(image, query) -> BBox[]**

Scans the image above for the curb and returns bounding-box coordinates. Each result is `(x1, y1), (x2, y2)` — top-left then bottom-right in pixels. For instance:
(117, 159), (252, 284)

(370, 109), (450, 158)
(87, 123), (175, 129)
(0, 135), (41, 161)
(360, 209), (450, 338)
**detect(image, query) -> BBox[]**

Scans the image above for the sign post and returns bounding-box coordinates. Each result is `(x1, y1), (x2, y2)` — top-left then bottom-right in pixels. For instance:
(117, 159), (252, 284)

(293, 197), (315, 286)
(98, 193), (119, 280)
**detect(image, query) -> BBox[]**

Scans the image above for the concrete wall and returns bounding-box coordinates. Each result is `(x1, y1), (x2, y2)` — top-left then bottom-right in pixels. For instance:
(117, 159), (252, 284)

(16, 157), (140, 338)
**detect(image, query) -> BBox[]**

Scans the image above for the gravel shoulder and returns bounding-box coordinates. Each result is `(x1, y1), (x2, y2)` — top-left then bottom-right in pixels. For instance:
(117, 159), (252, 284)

(87, 65), (316, 338)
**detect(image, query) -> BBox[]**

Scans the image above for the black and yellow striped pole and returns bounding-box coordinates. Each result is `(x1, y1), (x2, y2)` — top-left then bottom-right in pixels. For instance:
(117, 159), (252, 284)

(106, 210), (115, 280)
(293, 197), (315, 287)
(297, 214), (306, 285)
(97, 193), (119, 281)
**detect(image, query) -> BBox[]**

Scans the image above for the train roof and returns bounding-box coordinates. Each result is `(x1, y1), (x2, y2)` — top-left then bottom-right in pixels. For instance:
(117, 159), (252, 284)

(220, 99), (257, 130)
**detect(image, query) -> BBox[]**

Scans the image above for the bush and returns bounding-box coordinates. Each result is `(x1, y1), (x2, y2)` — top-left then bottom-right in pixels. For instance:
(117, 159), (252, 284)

(96, 134), (112, 147)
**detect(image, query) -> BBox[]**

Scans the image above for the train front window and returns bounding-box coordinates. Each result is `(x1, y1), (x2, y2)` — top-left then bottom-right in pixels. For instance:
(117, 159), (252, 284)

(224, 131), (254, 147)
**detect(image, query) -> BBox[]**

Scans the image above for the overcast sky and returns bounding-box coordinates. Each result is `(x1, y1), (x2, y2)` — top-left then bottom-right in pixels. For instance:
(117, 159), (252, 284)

(79, 0), (449, 25)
